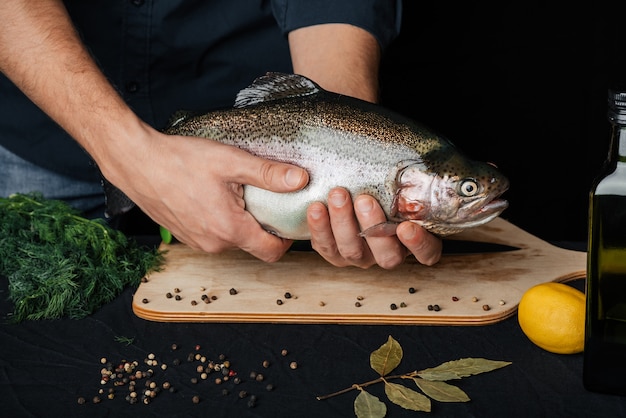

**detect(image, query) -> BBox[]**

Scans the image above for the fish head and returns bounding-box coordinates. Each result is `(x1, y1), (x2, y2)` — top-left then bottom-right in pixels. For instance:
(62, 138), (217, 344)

(394, 155), (509, 236)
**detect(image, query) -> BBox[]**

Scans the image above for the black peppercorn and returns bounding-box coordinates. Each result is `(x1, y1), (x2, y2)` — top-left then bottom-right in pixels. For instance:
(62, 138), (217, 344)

(284, 292), (292, 299)
(229, 288), (238, 295)
(433, 304), (441, 311)
(276, 299), (283, 305)
(409, 287), (416, 294)
(142, 298), (149, 304)
(265, 383), (274, 391)
(427, 304), (434, 311)
(390, 303), (398, 310)
(238, 390), (248, 399)
(166, 292), (173, 298)
(175, 295), (182, 301)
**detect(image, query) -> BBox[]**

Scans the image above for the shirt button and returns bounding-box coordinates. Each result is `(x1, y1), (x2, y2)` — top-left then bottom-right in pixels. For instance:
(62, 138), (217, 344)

(131, 0), (144, 6)
(125, 82), (139, 93)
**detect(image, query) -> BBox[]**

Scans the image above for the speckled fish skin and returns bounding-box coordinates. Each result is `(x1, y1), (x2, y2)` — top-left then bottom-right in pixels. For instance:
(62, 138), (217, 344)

(161, 73), (509, 239)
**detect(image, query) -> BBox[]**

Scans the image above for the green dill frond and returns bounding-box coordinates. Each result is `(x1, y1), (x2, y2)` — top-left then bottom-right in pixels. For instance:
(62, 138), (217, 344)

(0, 193), (164, 322)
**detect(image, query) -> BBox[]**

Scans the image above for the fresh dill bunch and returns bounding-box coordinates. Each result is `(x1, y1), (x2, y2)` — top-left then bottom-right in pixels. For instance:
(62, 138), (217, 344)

(0, 193), (164, 322)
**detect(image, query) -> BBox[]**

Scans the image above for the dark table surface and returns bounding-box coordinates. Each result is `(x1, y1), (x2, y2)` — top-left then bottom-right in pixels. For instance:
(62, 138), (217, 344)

(2, 237), (626, 418)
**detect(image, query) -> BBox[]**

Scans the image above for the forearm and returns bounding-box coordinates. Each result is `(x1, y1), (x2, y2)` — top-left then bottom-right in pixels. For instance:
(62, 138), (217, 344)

(288, 23), (381, 103)
(0, 0), (146, 172)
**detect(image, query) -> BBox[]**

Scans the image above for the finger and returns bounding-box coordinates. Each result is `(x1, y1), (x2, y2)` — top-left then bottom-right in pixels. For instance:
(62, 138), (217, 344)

(354, 195), (406, 269)
(222, 144), (309, 192)
(307, 201), (348, 266)
(326, 188), (375, 268)
(396, 221), (442, 266)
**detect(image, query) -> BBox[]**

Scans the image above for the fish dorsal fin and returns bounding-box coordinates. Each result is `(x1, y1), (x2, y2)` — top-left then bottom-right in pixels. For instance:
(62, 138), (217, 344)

(234, 72), (321, 108)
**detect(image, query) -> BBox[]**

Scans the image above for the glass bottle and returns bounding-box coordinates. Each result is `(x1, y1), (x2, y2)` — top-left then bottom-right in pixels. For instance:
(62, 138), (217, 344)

(583, 90), (626, 395)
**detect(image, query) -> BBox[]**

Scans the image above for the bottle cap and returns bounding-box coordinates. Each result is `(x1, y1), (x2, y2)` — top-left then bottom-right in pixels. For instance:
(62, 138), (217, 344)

(608, 90), (626, 124)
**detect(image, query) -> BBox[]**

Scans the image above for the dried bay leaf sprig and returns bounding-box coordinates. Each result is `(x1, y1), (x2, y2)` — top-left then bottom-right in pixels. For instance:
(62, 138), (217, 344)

(0, 193), (164, 322)
(317, 335), (511, 417)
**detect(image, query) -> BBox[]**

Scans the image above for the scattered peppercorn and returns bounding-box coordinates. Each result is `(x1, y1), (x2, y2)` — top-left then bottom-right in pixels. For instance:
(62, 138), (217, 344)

(192, 395), (200, 404)
(171, 343), (178, 351)
(427, 304), (434, 311)
(175, 295), (181, 301)
(284, 292), (292, 299)
(142, 298), (149, 304)
(452, 296), (459, 301)
(211, 295), (217, 301)
(408, 287), (416, 294)
(229, 288), (238, 295)
(255, 373), (264, 382)
(276, 299), (283, 305)
(221, 388), (229, 396)
(249, 371), (257, 379)
(289, 361), (298, 370)
(141, 277), (148, 283)
(92, 396), (101, 404)
(238, 390), (248, 399)
(482, 304), (491, 311)
(390, 303), (398, 310)
(233, 377), (242, 384)
(319, 301), (326, 307)
(265, 383), (274, 391)
(174, 288), (181, 293)
(166, 292), (173, 299)
(356, 295), (364, 300)
(77, 397), (86, 405)
(190, 377), (198, 384)
(190, 300), (197, 306)
(499, 300), (506, 306)
(433, 304), (441, 311)
(400, 302), (407, 308)
(472, 296), (479, 302)
(355, 302), (362, 307)
(262, 360), (270, 368)
(281, 349), (288, 356)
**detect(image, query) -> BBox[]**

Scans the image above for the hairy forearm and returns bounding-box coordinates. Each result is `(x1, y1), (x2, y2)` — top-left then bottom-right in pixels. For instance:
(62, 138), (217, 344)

(288, 23), (382, 103)
(0, 0), (144, 169)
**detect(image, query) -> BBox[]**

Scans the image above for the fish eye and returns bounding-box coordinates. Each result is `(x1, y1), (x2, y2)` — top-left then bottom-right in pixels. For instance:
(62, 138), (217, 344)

(459, 179), (480, 197)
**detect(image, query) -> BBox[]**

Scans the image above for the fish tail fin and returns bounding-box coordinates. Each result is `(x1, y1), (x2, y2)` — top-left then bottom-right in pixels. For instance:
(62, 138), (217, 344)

(102, 178), (135, 218)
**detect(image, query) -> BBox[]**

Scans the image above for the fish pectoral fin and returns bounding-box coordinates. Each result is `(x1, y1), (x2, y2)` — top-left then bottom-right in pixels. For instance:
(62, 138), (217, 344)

(358, 222), (399, 238)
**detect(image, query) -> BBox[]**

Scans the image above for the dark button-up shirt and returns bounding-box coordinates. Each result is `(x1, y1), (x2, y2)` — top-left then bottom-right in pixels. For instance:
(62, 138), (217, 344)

(0, 0), (401, 181)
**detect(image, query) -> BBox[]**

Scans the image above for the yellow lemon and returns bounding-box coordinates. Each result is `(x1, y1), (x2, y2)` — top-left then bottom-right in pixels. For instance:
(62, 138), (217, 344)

(517, 282), (586, 354)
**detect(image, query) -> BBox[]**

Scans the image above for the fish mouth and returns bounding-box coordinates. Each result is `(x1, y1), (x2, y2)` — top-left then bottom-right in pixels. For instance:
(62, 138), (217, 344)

(420, 198), (509, 237)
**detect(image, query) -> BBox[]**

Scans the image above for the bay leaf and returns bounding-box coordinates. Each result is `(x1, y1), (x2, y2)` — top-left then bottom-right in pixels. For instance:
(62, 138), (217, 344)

(412, 378), (471, 402)
(417, 358), (511, 381)
(384, 382), (431, 412)
(354, 390), (387, 418)
(370, 335), (403, 376)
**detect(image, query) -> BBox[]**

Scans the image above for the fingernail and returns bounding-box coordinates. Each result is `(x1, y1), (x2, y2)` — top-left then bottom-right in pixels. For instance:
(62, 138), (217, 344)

(308, 205), (323, 220)
(355, 196), (374, 214)
(401, 222), (418, 240)
(329, 190), (348, 207)
(285, 168), (306, 188)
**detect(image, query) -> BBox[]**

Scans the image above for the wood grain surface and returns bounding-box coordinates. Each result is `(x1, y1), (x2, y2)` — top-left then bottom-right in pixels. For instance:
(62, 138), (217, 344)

(132, 217), (586, 325)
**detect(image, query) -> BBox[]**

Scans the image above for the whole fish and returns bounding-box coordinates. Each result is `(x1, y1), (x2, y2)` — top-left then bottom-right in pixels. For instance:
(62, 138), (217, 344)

(106, 73), (509, 239)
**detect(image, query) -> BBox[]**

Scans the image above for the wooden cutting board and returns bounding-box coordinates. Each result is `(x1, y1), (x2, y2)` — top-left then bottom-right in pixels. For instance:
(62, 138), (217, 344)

(132, 217), (586, 325)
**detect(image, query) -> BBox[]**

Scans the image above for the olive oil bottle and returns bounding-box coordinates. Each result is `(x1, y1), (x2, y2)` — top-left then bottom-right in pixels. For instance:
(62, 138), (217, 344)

(583, 90), (626, 395)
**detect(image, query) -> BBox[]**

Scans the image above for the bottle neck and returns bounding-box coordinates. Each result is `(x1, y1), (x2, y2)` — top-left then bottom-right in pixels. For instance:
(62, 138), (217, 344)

(611, 125), (626, 163)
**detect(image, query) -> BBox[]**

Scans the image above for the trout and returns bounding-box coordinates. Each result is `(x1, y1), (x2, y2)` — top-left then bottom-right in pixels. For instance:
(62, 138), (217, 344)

(106, 73), (509, 239)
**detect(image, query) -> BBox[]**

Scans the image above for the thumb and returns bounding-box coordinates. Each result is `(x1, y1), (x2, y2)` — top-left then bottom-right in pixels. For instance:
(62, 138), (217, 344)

(233, 150), (309, 192)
